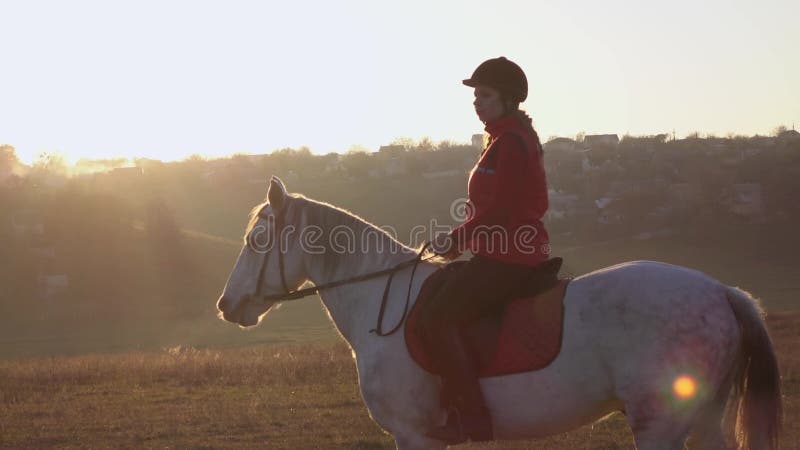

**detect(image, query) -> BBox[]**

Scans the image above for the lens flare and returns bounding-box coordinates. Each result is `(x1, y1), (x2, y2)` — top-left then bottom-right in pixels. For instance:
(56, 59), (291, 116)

(673, 375), (697, 399)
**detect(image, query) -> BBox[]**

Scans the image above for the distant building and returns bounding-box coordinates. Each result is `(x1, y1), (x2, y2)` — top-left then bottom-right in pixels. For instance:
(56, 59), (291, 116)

(38, 274), (69, 301)
(583, 134), (619, 149)
(378, 145), (406, 157)
(777, 129), (800, 142)
(581, 154), (593, 172)
(544, 137), (579, 152)
(203, 163), (263, 186)
(0, 165), (12, 183)
(384, 158), (407, 176)
(728, 183), (764, 218)
(324, 156), (346, 174)
(471, 134), (484, 149)
(668, 183), (702, 208)
(285, 170), (300, 182)
(421, 169), (463, 179)
(10, 211), (44, 238)
(111, 166), (143, 178)
(749, 135), (777, 148)
(546, 191), (580, 220)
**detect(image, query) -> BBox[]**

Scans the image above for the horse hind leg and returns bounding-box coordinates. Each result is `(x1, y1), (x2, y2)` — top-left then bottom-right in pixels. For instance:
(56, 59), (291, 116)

(393, 434), (446, 450)
(686, 402), (730, 450)
(625, 374), (733, 450)
(686, 371), (735, 450)
(628, 421), (691, 450)
(624, 394), (692, 450)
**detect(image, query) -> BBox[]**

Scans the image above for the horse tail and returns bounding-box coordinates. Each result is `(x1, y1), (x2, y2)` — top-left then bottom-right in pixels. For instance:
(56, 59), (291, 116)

(725, 286), (783, 450)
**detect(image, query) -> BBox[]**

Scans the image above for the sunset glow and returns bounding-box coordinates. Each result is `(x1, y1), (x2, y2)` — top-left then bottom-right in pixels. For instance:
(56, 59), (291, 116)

(1, 0), (798, 164)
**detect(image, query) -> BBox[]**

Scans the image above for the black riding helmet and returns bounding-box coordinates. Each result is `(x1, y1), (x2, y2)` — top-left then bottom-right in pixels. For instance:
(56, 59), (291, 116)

(462, 56), (528, 103)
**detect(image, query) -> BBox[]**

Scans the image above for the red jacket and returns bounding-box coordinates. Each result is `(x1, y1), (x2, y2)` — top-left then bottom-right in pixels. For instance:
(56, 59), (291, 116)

(450, 114), (550, 266)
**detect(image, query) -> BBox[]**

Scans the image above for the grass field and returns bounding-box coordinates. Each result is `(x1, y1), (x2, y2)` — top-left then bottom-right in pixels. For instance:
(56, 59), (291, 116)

(1, 310), (798, 449)
(2, 219), (798, 448)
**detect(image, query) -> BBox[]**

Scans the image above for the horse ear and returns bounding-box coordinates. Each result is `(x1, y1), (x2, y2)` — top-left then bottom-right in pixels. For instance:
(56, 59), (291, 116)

(267, 176), (288, 211)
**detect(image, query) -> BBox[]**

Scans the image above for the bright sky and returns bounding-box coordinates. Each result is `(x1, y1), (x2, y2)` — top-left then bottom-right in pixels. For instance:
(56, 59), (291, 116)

(1, 0), (798, 164)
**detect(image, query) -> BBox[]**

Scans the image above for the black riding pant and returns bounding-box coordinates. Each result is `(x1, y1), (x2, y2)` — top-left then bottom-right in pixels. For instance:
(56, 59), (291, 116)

(417, 254), (534, 418)
(418, 255), (534, 337)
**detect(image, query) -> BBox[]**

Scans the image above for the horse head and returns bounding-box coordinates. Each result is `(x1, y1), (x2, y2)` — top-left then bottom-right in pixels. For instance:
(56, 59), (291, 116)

(216, 176), (309, 327)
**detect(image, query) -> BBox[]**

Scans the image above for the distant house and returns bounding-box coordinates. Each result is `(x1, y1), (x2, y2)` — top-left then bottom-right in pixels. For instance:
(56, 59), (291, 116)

(598, 213), (622, 225)
(607, 178), (668, 198)
(378, 145), (406, 157)
(728, 183), (764, 218)
(110, 166), (143, 179)
(668, 183), (702, 208)
(38, 274), (69, 301)
(593, 195), (623, 224)
(285, 170), (300, 182)
(31, 246), (56, 260)
(471, 134), (484, 149)
(702, 138), (734, 155)
(595, 197), (614, 209)
(204, 163), (264, 186)
(0, 165), (12, 183)
(721, 151), (744, 166)
(607, 180), (635, 197)
(581, 154), (593, 172)
(39, 173), (67, 189)
(10, 211), (45, 239)
(749, 135), (777, 148)
(544, 137), (578, 152)
(743, 147), (763, 157)
(583, 134), (619, 149)
(421, 169), (463, 179)
(777, 129), (800, 142)
(546, 190), (580, 220)
(324, 155), (346, 174)
(242, 154), (268, 165)
(384, 158), (407, 176)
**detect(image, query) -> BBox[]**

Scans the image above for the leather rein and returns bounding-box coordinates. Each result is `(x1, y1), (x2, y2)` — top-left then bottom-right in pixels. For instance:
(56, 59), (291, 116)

(248, 210), (436, 336)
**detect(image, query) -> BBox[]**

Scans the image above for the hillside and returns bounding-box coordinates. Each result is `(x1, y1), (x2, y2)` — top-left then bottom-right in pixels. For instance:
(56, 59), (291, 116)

(1, 134), (798, 358)
(0, 221), (336, 359)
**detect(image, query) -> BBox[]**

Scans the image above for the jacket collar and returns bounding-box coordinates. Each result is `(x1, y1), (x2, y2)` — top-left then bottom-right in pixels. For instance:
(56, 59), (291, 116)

(484, 114), (521, 140)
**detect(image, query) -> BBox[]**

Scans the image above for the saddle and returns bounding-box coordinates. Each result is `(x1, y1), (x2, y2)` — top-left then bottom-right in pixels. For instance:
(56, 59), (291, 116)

(405, 258), (569, 377)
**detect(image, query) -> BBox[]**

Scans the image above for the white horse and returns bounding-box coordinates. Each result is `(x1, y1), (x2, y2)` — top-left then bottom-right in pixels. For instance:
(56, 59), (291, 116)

(216, 177), (782, 450)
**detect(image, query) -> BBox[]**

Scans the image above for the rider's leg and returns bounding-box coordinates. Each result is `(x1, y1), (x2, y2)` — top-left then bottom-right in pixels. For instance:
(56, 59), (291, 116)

(420, 255), (532, 443)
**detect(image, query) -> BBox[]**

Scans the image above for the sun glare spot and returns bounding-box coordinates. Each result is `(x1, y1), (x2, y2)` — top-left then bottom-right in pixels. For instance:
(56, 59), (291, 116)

(673, 375), (697, 399)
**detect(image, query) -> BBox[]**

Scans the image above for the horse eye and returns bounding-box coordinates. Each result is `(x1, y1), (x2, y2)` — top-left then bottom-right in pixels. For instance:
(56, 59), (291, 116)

(246, 233), (257, 250)
(248, 227), (274, 252)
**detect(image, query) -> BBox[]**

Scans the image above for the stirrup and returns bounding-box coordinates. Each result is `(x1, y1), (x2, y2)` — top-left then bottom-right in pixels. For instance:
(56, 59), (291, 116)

(426, 408), (468, 445)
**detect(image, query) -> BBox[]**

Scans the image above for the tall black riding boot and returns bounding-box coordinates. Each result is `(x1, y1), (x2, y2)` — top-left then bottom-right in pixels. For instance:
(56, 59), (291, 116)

(426, 324), (493, 445)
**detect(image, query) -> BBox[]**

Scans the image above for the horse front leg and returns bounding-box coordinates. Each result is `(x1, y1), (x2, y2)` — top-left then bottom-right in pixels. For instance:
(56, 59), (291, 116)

(359, 371), (447, 449)
(393, 429), (447, 450)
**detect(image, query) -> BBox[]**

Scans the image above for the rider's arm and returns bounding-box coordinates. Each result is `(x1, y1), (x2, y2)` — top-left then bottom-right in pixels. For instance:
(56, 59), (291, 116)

(449, 134), (529, 252)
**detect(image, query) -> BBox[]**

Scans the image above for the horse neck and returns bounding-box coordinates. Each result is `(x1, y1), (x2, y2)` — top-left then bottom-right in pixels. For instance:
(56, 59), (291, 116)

(304, 231), (421, 347)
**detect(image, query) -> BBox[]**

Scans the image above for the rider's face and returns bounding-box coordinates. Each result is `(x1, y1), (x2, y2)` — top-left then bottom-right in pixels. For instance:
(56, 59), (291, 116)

(473, 86), (506, 123)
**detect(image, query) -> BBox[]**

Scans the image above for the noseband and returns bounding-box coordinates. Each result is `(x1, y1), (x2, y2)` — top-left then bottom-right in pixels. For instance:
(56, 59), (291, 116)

(251, 210), (291, 300)
(247, 208), (435, 336)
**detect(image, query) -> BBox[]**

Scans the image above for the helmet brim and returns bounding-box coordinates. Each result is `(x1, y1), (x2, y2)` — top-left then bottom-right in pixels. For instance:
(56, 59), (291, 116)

(462, 79), (480, 87)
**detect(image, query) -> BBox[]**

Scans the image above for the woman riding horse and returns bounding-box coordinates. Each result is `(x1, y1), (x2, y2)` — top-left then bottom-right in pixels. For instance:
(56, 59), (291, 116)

(421, 56), (552, 444)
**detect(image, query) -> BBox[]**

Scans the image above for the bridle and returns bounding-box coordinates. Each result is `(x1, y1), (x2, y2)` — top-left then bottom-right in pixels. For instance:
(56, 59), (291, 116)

(247, 208), (436, 336)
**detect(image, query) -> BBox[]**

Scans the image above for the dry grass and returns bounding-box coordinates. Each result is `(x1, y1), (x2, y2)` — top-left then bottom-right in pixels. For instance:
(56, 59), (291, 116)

(1, 313), (798, 449)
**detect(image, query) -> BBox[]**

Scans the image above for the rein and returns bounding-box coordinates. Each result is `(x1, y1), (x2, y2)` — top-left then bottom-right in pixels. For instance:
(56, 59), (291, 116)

(248, 209), (436, 336)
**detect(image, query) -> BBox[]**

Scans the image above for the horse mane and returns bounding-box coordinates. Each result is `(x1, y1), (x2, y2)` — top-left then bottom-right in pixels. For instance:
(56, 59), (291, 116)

(243, 193), (428, 280)
(242, 201), (268, 244)
(295, 194), (408, 246)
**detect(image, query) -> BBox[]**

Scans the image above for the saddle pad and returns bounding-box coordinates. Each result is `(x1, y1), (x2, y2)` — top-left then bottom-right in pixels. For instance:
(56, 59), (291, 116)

(405, 269), (569, 378)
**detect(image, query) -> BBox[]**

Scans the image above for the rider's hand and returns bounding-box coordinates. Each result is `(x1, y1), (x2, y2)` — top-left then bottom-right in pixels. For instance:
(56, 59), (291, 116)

(431, 233), (459, 260)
